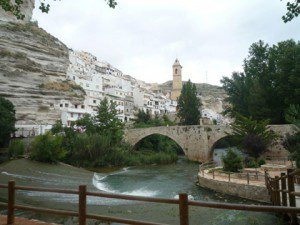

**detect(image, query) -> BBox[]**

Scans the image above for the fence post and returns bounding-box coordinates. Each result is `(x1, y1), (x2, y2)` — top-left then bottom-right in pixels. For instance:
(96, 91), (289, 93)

(281, 173), (287, 207)
(79, 185), (87, 225)
(7, 180), (15, 225)
(179, 193), (189, 225)
(287, 169), (297, 224)
(264, 171), (268, 190)
(212, 170), (215, 179)
(247, 173), (249, 185)
(274, 176), (280, 206)
(228, 173), (231, 182)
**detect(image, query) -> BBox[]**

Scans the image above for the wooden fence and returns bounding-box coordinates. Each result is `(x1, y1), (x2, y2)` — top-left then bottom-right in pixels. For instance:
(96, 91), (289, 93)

(265, 168), (300, 224)
(199, 161), (266, 185)
(1, 180), (300, 225)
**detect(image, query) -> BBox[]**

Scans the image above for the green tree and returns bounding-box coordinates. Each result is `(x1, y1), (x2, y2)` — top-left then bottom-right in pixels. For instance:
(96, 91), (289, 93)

(229, 114), (277, 159)
(30, 133), (66, 163)
(0, 97), (16, 147)
(282, 0), (300, 22)
(222, 148), (243, 172)
(133, 109), (151, 124)
(94, 97), (124, 142)
(177, 80), (201, 125)
(222, 39), (300, 124)
(0, 0), (117, 20)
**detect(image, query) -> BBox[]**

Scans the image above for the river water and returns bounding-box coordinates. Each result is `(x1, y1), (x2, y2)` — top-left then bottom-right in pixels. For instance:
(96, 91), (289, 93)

(0, 158), (286, 225)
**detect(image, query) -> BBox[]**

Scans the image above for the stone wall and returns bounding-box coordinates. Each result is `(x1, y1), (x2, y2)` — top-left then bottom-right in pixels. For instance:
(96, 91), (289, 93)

(198, 175), (270, 203)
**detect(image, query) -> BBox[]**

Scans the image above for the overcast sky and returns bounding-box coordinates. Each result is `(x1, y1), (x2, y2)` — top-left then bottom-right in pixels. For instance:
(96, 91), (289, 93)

(32, 0), (300, 85)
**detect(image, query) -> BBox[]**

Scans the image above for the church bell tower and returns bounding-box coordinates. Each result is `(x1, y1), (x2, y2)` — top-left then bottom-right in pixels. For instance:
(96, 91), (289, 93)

(171, 58), (182, 100)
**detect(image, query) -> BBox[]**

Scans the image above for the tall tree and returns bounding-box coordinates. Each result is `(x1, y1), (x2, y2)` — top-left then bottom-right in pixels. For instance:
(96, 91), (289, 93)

(221, 39), (300, 124)
(282, 0), (300, 22)
(0, 97), (16, 147)
(177, 80), (201, 125)
(0, 0), (117, 20)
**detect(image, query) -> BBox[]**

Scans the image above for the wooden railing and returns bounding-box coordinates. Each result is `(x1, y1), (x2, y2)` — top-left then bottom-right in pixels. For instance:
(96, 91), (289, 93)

(265, 168), (300, 224)
(1, 180), (300, 225)
(199, 162), (267, 185)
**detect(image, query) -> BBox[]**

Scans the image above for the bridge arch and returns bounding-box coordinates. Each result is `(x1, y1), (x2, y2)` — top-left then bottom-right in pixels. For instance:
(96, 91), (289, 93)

(132, 133), (186, 155)
(129, 131), (187, 155)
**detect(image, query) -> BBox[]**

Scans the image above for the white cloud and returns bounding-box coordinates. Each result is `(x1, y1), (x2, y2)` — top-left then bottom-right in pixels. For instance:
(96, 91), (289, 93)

(32, 0), (300, 85)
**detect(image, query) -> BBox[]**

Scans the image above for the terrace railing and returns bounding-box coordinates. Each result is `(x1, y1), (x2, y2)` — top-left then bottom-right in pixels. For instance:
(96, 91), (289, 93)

(1, 180), (300, 225)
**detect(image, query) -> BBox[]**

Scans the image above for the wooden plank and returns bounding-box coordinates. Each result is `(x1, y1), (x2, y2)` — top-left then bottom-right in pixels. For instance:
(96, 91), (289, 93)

(179, 193), (189, 225)
(188, 200), (300, 213)
(281, 173), (287, 207)
(86, 191), (179, 204)
(7, 181), (15, 225)
(78, 185), (86, 225)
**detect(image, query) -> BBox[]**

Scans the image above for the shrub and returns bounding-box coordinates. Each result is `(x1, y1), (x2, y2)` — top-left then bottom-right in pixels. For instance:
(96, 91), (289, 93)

(8, 140), (25, 158)
(258, 158), (266, 166)
(244, 157), (258, 168)
(222, 148), (243, 172)
(30, 133), (66, 163)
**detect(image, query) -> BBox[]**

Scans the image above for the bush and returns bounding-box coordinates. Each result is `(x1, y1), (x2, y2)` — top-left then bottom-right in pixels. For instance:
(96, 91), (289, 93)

(8, 140), (25, 158)
(244, 157), (258, 168)
(258, 158), (266, 166)
(222, 149), (243, 172)
(30, 133), (66, 163)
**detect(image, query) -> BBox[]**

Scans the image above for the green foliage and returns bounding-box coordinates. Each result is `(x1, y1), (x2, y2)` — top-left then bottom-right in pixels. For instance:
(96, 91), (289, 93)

(0, 97), (16, 147)
(221, 40), (300, 124)
(284, 131), (300, 168)
(135, 134), (183, 154)
(244, 157), (258, 168)
(0, 0), (117, 20)
(285, 104), (300, 127)
(30, 133), (66, 163)
(282, 0), (300, 22)
(177, 80), (202, 125)
(8, 139), (24, 158)
(222, 149), (243, 172)
(133, 110), (175, 128)
(258, 158), (266, 166)
(230, 114), (277, 158)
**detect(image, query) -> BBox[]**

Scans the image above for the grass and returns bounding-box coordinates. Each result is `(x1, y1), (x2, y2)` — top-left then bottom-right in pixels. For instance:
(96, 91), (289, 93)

(39, 81), (86, 96)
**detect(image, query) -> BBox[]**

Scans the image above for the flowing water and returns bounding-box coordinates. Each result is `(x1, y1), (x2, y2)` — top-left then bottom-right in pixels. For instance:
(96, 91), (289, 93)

(0, 158), (286, 225)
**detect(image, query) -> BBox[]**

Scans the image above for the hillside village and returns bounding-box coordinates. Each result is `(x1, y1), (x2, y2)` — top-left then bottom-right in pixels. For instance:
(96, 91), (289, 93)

(32, 49), (229, 134)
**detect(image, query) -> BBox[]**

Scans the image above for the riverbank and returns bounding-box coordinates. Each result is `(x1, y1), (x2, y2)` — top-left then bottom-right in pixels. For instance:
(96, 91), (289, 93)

(0, 159), (287, 225)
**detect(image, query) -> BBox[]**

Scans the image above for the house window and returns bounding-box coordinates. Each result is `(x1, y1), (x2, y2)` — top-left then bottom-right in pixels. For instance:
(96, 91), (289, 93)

(93, 100), (96, 104)
(60, 104), (63, 108)
(81, 105), (85, 109)
(75, 105), (78, 109)
(65, 103), (69, 107)
(71, 113), (73, 118)
(73, 76), (75, 80)
(86, 83), (89, 87)
(175, 68), (178, 74)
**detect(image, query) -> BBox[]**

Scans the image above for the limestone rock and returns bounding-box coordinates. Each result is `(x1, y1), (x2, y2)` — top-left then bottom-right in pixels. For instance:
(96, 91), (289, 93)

(0, 21), (85, 125)
(0, 0), (35, 23)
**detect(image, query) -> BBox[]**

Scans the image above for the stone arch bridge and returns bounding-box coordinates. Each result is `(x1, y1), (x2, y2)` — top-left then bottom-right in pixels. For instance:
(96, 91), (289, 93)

(124, 125), (297, 163)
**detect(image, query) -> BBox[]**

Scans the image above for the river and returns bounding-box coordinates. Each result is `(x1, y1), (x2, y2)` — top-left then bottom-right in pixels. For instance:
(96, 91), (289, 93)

(0, 158), (286, 225)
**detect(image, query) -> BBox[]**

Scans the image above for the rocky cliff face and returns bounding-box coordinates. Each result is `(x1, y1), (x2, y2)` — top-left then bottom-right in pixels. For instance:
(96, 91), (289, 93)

(0, 0), (35, 23)
(158, 81), (228, 115)
(0, 21), (84, 125)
